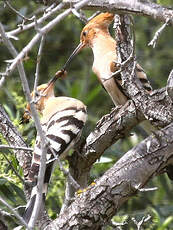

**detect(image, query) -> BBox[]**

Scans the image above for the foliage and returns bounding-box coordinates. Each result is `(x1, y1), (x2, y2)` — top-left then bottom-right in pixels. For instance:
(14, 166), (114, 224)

(0, 0), (173, 229)
(157, 0), (173, 7)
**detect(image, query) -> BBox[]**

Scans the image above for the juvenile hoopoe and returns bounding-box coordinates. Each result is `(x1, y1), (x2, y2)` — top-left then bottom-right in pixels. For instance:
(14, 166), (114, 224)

(23, 70), (87, 223)
(63, 12), (152, 106)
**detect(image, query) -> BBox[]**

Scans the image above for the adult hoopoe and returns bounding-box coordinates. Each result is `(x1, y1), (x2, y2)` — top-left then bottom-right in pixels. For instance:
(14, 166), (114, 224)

(63, 12), (152, 106)
(63, 13), (173, 180)
(23, 70), (87, 224)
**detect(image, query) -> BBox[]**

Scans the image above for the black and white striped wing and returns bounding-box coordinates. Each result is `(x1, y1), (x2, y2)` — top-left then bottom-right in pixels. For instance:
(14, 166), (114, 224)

(23, 105), (87, 223)
(45, 106), (87, 161)
(28, 106), (87, 183)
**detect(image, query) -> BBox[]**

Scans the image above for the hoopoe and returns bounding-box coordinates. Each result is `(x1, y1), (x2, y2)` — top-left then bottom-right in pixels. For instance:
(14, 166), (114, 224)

(23, 70), (87, 224)
(63, 12), (152, 106)
(62, 13), (173, 180)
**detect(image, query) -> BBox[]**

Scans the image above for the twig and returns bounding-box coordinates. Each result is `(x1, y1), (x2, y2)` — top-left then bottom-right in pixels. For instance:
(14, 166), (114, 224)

(0, 196), (30, 229)
(87, 11), (100, 21)
(73, 10), (101, 24)
(5, 0), (33, 22)
(28, 144), (48, 229)
(3, 0), (91, 77)
(60, 177), (75, 214)
(63, 0), (173, 26)
(0, 208), (12, 217)
(71, 9), (88, 23)
(0, 22), (48, 229)
(34, 35), (46, 95)
(166, 68), (173, 101)
(109, 220), (128, 228)
(131, 214), (151, 230)
(103, 51), (134, 82)
(0, 76), (6, 88)
(34, 16), (43, 34)
(0, 144), (33, 151)
(148, 18), (170, 48)
(47, 146), (80, 190)
(14, 205), (26, 211)
(0, 151), (25, 184)
(6, 3), (65, 38)
(138, 187), (158, 192)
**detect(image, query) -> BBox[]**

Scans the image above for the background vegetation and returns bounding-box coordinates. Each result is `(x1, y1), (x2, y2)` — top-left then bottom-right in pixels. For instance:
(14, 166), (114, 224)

(0, 0), (173, 229)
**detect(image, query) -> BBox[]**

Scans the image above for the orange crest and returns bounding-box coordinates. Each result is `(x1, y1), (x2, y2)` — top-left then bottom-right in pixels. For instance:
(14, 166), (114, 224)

(87, 12), (114, 29)
(80, 12), (114, 46)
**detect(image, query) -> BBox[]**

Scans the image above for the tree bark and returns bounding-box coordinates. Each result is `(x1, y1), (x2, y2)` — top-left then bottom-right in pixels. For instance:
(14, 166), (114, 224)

(1, 1), (173, 229)
(46, 122), (173, 230)
(63, 0), (173, 26)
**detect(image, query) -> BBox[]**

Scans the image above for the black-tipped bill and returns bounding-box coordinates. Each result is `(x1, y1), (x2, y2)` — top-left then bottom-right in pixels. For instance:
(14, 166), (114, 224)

(62, 42), (85, 70)
(44, 69), (66, 93)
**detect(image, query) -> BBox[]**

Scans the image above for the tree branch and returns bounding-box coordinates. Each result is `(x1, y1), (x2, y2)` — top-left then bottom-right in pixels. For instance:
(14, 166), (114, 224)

(46, 122), (173, 230)
(1, 2), (173, 229)
(63, 0), (173, 25)
(5, 0), (33, 22)
(6, 3), (65, 38)
(0, 196), (29, 229)
(4, 0), (91, 77)
(166, 68), (173, 102)
(0, 22), (49, 228)
(148, 18), (170, 48)
(113, 14), (173, 128)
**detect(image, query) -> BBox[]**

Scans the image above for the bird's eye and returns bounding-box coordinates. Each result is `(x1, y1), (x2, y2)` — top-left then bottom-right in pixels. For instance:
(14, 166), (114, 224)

(82, 31), (87, 36)
(35, 92), (39, 98)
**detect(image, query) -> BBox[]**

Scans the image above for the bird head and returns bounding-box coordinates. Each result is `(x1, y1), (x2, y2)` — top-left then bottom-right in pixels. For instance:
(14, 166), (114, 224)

(22, 69), (67, 122)
(80, 12), (114, 46)
(63, 12), (114, 70)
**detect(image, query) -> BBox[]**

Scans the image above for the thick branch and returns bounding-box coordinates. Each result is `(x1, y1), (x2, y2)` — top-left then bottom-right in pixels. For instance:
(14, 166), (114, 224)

(46, 122), (173, 230)
(114, 14), (173, 128)
(66, 100), (144, 201)
(63, 0), (173, 25)
(68, 86), (173, 187)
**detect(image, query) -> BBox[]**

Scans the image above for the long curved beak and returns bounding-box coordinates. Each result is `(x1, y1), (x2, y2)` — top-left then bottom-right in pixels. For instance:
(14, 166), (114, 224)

(62, 42), (85, 70)
(45, 69), (67, 92)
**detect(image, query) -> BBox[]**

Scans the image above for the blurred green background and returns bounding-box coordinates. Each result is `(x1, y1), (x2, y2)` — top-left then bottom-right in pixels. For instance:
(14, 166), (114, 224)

(0, 0), (173, 229)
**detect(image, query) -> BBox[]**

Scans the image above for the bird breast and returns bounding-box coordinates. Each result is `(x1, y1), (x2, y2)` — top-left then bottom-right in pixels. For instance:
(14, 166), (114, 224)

(92, 51), (117, 81)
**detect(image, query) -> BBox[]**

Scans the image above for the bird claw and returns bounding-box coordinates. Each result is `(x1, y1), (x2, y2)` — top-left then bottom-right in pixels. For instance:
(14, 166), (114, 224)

(76, 182), (96, 195)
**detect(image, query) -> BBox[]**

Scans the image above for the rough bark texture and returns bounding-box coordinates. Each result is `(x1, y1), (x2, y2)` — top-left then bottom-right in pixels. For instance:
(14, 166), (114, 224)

(44, 12), (173, 230)
(114, 14), (173, 128)
(63, 0), (173, 26)
(47, 123), (173, 230)
(1, 1), (173, 229)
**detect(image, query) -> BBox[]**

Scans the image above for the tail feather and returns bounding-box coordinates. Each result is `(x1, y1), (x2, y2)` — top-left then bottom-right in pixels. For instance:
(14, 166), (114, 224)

(23, 194), (36, 223)
(23, 186), (46, 224)
(23, 162), (54, 224)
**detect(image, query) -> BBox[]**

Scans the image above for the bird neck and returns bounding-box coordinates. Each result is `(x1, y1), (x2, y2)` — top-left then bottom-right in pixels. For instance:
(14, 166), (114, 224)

(91, 30), (117, 80)
(91, 30), (116, 59)
(38, 92), (55, 115)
